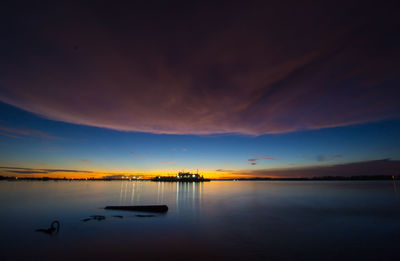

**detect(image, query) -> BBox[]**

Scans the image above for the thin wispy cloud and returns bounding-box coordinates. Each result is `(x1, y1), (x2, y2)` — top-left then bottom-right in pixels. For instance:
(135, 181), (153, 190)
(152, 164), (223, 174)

(159, 161), (176, 164)
(77, 159), (92, 163)
(251, 155), (277, 160)
(0, 166), (92, 175)
(171, 148), (187, 152)
(248, 155), (277, 165)
(316, 154), (342, 162)
(0, 126), (60, 140)
(0, 131), (21, 139)
(130, 152), (144, 158)
(41, 147), (63, 152)
(216, 169), (236, 172)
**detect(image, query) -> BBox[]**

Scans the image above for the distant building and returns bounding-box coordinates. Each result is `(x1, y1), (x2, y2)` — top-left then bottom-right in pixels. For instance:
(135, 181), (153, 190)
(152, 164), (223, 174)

(152, 171), (209, 182)
(177, 172), (201, 179)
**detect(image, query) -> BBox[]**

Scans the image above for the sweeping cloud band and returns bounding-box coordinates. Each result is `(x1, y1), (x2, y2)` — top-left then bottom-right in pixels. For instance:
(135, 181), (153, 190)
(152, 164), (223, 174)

(1, 1), (399, 135)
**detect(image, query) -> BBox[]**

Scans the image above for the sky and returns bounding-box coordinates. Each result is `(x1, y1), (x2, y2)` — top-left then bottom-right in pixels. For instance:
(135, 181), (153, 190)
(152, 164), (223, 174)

(0, 0), (399, 178)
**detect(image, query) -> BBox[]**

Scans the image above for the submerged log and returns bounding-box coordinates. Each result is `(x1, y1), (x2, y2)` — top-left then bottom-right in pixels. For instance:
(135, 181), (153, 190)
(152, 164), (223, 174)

(105, 205), (168, 213)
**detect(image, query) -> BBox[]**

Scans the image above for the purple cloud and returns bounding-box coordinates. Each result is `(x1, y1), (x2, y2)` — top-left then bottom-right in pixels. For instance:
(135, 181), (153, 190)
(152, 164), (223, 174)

(0, 132), (21, 139)
(159, 161), (176, 164)
(0, 126), (59, 140)
(0, 2), (399, 135)
(77, 159), (91, 163)
(248, 155), (277, 165)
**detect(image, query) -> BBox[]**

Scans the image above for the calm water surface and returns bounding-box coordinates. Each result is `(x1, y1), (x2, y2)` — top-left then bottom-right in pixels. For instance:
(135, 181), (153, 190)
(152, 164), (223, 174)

(1, 180), (399, 260)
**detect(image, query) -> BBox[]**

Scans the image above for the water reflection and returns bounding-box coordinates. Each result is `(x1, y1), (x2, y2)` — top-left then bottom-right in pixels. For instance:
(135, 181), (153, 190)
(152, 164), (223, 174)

(175, 182), (203, 215)
(119, 181), (143, 204)
(117, 181), (204, 214)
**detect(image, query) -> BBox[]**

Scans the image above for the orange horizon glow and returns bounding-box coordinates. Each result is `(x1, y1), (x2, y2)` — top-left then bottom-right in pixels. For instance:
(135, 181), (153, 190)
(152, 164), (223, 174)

(0, 169), (279, 180)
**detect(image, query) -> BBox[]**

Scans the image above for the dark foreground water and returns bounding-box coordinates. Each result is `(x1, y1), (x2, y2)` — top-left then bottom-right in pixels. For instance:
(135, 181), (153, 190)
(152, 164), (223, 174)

(0, 180), (399, 261)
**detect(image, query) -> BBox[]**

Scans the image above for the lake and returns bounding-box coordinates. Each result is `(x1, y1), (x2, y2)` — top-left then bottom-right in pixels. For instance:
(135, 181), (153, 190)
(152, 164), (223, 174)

(1, 180), (399, 260)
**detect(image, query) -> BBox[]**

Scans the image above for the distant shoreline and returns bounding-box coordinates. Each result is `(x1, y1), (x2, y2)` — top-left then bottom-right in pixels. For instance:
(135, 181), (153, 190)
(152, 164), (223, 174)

(0, 175), (398, 182)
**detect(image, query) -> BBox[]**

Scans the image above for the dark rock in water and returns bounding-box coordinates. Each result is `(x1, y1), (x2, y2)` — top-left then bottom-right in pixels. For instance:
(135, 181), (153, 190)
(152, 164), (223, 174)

(112, 215), (123, 218)
(35, 220), (60, 235)
(105, 205), (168, 213)
(82, 218), (92, 222)
(135, 214), (155, 218)
(90, 215), (106, 221)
